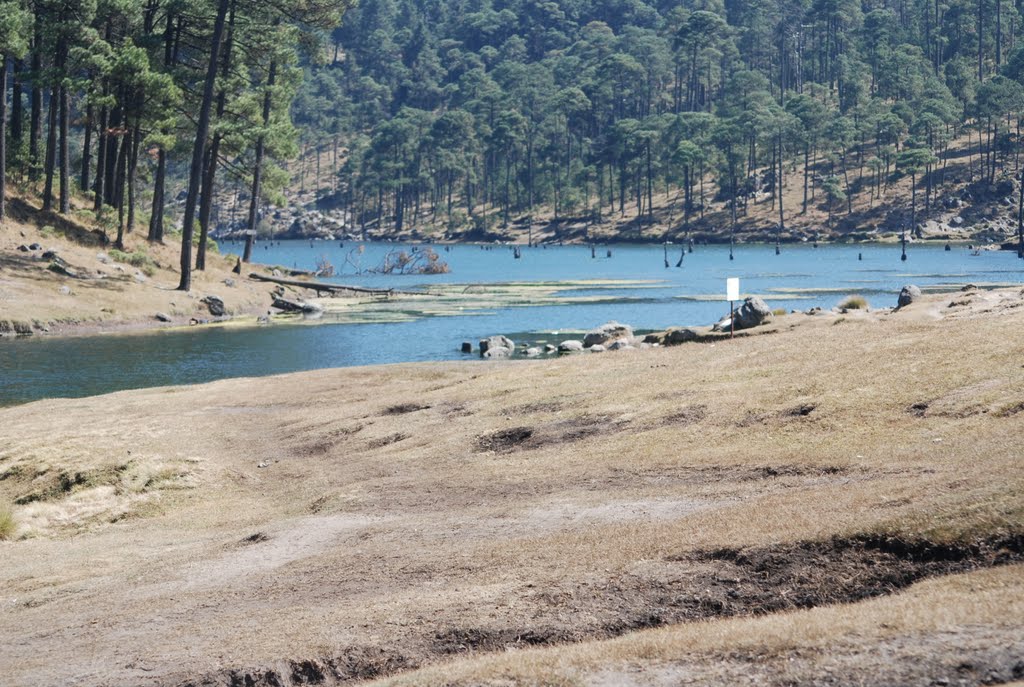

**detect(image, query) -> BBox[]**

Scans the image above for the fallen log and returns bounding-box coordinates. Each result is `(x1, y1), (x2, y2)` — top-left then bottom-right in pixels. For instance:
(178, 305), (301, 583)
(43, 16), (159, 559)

(272, 296), (324, 314)
(249, 272), (405, 296)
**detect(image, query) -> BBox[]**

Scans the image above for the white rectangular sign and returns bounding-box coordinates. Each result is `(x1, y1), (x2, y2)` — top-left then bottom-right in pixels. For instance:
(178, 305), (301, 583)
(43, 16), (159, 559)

(726, 277), (740, 302)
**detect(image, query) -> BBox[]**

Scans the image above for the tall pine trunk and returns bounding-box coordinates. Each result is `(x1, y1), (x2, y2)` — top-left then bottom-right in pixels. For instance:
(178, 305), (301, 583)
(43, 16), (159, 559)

(29, 30), (41, 181)
(81, 104), (93, 195)
(149, 12), (176, 242)
(197, 0), (235, 270)
(94, 105), (108, 216)
(42, 86), (57, 212)
(178, 0), (231, 291)
(244, 58), (277, 263)
(0, 55), (7, 221)
(58, 53), (70, 215)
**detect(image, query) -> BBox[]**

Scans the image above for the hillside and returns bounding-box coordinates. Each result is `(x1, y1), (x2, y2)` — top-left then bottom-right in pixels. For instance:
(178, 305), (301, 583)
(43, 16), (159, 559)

(1, 286), (1022, 685)
(0, 190), (274, 336)
(256, 0), (1024, 252)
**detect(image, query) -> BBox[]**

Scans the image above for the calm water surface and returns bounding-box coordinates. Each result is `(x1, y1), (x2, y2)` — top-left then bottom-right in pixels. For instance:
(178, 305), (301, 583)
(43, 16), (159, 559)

(1, 241), (1020, 406)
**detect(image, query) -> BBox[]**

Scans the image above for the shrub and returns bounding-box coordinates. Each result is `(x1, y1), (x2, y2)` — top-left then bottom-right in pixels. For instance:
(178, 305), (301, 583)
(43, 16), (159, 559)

(109, 249), (158, 277)
(0, 501), (15, 541)
(40, 225), (57, 239)
(839, 295), (868, 310)
(771, 308), (787, 316)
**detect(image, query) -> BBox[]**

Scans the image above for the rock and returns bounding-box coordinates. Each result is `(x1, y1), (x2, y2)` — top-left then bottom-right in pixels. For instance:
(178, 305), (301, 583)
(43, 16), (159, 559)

(155, 312), (172, 322)
(607, 339), (633, 351)
(13, 320), (33, 336)
(732, 296), (773, 330)
(272, 296), (322, 314)
(28, 243), (42, 250)
(461, 341), (473, 354)
(41, 250), (58, 260)
(133, 271), (147, 283)
(58, 285), (72, 295)
(96, 252), (110, 264)
(257, 315), (270, 325)
(544, 344), (557, 353)
(17, 244), (30, 252)
(202, 295), (226, 316)
(47, 257), (79, 278)
(524, 347), (541, 357)
(712, 316), (733, 332)
(950, 216), (964, 227)
(897, 284), (922, 308)
(223, 278), (236, 287)
(588, 344), (606, 353)
(482, 347), (512, 359)
(583, 321), (634, 347)
(479, 335), (514, 357)
(665, 328), (698, 345)
(961, 283), (977, 291)
(557, 340), (584, 353)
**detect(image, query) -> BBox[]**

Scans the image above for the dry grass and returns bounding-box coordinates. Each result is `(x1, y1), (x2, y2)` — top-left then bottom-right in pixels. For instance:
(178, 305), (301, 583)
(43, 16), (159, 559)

(839, 294), (869, 310)
(0, 499), (15, 540)
(0, 194), (274, 334)
(0, 288), (1022, 685)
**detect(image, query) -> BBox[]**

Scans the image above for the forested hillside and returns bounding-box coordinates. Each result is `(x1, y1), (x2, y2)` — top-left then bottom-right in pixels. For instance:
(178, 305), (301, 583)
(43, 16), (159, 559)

(0, 0), (346, 291)
(291, 0), (1024, 252)
(4, 0), (1024, 273)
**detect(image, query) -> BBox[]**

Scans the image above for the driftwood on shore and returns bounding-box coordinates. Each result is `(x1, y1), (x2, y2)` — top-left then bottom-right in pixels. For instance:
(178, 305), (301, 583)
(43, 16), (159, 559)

(249, 272), (425, 297)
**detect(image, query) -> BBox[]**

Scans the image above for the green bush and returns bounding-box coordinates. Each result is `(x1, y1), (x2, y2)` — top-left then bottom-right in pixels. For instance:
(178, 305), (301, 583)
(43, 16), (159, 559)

(109, 249), (158, 277)
(771, 308), (787, 316)
(40, 225), (57, 239)
(191, 233), (219, 253)
(839, 295), (868, 310)
(0, 501), (15, 541)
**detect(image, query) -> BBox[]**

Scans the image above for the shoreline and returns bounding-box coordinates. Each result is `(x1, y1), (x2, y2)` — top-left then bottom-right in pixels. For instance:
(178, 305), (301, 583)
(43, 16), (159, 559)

(2, 283), (1022, 686)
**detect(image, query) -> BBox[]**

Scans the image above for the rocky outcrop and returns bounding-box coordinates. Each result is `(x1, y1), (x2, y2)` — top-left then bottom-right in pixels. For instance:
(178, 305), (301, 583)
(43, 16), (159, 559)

(480, 335), (515, 358)
(558, 340), (584, 353)
(583, 321), (633, 348)
(897, 284), (922, 308)
(202, 296), (226, 317)
(733, 296), (773, 330)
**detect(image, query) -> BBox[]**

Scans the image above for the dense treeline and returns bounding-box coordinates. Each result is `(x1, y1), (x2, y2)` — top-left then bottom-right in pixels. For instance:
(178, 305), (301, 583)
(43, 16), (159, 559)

(0, 0), (347, 289)
(294, 0), (1024, 254)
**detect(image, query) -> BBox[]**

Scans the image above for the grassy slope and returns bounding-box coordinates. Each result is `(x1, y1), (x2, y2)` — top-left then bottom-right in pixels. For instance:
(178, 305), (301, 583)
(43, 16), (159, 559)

(0, 286), (1021, 685)
(0, 190), (277, 334)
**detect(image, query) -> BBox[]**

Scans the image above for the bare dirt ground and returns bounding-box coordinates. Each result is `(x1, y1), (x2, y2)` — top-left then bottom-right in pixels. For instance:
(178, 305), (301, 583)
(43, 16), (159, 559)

(0, 193), (275, 336)
(1, 287), (1022, 686)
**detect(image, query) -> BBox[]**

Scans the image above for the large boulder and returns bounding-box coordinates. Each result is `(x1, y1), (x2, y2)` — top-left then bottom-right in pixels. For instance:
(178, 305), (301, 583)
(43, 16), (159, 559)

(202, 295), (226, 317)
(583, 321), (633, 348)
(732, 296), (772, 330)
(665, 327), (699, 345)
(479, 335), (515, 358)
(557, 340), (584, 353)
(897, 284), (922, 308)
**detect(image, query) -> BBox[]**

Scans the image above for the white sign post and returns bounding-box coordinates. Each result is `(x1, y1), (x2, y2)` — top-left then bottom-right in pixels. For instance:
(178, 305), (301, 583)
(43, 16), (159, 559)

(726, 278), (740, 339)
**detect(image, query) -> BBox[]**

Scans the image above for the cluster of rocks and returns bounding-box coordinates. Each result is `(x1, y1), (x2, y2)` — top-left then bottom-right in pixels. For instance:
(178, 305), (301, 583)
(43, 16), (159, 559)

(468, 299), (782, 359)
(471, 322), (659, 359)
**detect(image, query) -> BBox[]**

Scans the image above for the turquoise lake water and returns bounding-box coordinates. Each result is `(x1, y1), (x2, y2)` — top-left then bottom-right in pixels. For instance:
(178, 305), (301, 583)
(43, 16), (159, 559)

(1, 240), (1020, 407)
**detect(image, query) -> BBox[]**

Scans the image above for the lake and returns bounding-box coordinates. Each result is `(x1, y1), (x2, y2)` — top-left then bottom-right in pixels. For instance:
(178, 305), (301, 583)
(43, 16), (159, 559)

(1, 241), (1020, 407)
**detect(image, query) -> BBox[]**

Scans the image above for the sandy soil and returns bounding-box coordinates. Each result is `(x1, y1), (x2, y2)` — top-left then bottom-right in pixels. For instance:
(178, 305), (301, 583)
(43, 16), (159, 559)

(0, 194), (276, 336)
(0, 287), (1022, 686)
